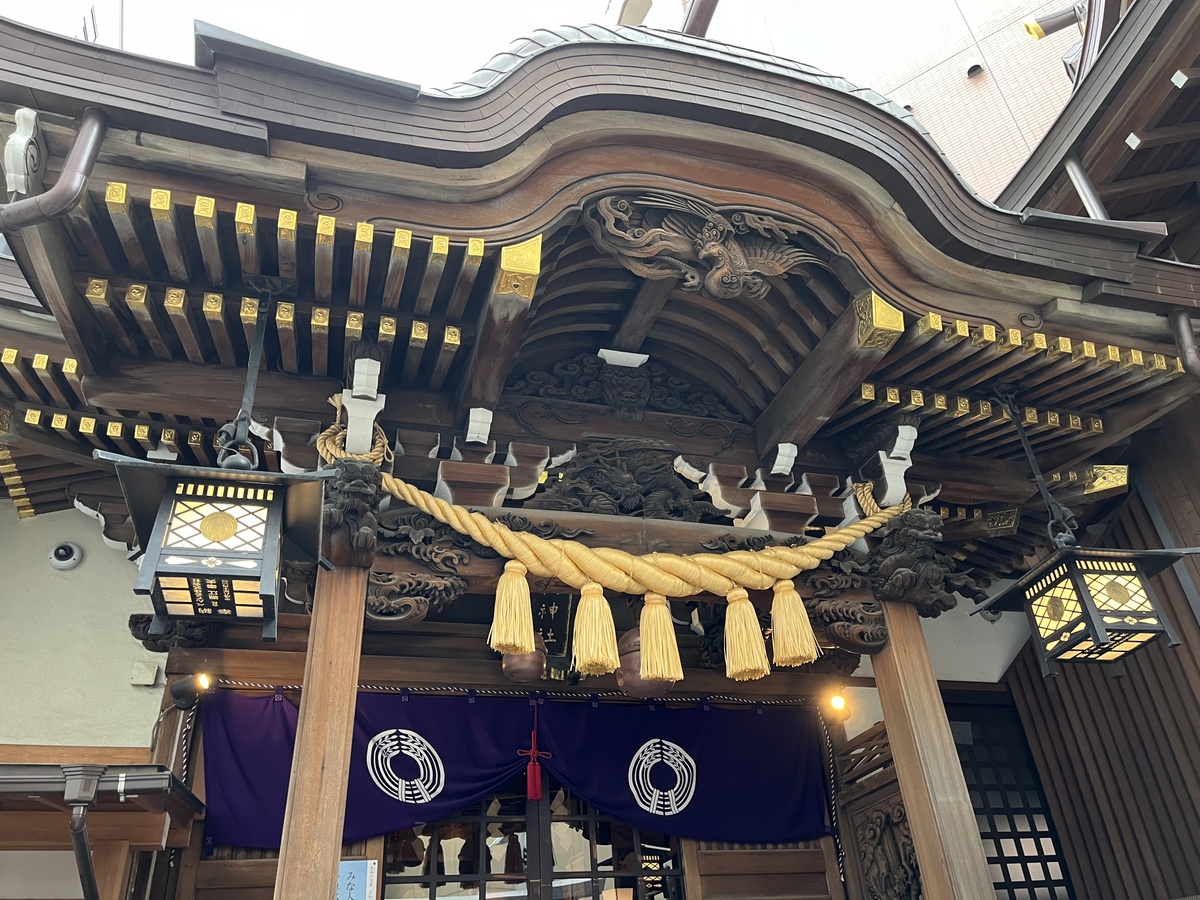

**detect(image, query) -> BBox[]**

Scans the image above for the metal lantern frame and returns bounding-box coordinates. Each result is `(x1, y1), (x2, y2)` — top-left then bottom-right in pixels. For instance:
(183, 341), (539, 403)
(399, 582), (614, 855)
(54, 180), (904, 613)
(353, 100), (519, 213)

(99, 450), (332, 641)
(972, 388), (1199, 676)
(973, 545), (1186, 676)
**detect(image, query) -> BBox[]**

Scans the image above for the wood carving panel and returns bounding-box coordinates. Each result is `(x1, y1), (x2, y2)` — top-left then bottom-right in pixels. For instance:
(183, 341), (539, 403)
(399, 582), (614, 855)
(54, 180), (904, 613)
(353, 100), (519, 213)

(528, 438), (727, 522)
(869, 509), (988, 617)
(509, 353), (742, 423)
(583, 192), (834, 302)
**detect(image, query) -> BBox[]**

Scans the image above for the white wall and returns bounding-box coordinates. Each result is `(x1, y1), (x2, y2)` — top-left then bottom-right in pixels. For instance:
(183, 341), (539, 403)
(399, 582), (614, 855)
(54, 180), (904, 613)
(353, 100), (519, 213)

(843, 593), (1030, 738)
(0, 852), (83, 899)
(0, 504), (163, 747)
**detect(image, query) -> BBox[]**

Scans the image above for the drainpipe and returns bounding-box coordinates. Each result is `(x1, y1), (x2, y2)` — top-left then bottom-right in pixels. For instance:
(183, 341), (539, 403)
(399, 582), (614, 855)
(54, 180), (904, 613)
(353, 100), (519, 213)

(681, 0), (719, 37)
(1168, 308), (1200, 381)
(62, 764), (104, 900)
(0, 107), (108, 233)
(1063, 154), (1200, 383)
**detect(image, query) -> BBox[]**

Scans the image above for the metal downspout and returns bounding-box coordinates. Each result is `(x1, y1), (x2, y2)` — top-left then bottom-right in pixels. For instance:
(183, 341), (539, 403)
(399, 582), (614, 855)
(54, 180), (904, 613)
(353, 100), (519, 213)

(1168, 308), (1200, 382)
(68, 806), (101, 900)
(0, 107), (108, 232)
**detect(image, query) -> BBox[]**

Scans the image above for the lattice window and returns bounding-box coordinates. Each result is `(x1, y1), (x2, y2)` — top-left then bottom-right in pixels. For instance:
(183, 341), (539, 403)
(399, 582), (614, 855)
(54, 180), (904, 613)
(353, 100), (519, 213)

(947, 701), (1075, 900)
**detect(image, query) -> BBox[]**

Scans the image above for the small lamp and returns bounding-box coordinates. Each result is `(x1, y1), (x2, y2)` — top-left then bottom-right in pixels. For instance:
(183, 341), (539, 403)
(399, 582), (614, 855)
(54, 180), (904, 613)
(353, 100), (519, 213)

(170, 673), (212, 710)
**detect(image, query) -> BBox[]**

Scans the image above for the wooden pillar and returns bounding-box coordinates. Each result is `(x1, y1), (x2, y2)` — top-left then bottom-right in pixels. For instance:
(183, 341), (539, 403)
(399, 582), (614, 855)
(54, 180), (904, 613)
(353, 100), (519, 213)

(273, 564), (369, 900)
(91, 840), (132, 900)
(873, 600), (994, 899)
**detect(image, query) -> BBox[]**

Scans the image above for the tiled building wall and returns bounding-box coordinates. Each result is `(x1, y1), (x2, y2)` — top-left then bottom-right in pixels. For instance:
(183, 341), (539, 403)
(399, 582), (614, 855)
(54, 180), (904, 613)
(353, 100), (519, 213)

(707, 0), (1082, 199)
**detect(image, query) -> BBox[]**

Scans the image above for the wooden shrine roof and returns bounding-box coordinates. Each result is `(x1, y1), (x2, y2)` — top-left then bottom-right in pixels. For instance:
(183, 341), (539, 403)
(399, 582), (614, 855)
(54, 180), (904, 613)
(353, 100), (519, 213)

(1, 15), (1198, 589)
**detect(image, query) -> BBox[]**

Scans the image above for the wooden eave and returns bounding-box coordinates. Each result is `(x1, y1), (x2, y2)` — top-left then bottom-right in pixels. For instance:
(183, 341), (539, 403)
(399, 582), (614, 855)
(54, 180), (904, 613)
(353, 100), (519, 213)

(0, 15), (1163, 285)
(1000, 0), (1200, 269)
(2, 18), (1198, 588)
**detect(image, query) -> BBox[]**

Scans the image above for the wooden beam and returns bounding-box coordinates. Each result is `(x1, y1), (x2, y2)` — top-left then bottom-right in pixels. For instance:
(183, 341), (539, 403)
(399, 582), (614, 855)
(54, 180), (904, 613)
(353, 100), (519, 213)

(93, 840), (134, 900)
(311, 307), (329, 377)
(349, 223), (373, 308)
(273, 565), (368, 900)
(314, 215), (335, 304)
(124, 284), (171, 359)
(193, 196), (224, 287)
(1125, 121), (1200, 151)
(82, 359), (342, 421)
(64, 193), (114, 275)
(149, 189), (190, 282)
(445, 238), (485, 321)
(872, 601), (994, 899)
(2, 348), (47, 403)
(276, 302), (298, 374)
(30, 354), (73, 408)
(381, 229), (411, 311)
(0, 811), (175, 851)
(400, 321), (428, 387)
(612, 277), (676, 351)
(235, 202), (260, 276)
(343, 311), (364, 365)
(0, 744), (151, 764)
(1171, 67), (1200, 89)
(104, 182), (150, 277)
(163, 288), (205, 364)
(277, 209), (298, 282)
(427, 326), (461, 392)
(203, 293), (237, 366)
(378, 316), (396, 375)
(1098, 164), (1200, 200)
(84, 278), (137, 356)
(13, 223), (110, 374)
(240, 297), (261, 364)
(414, 235), (449, 317)
(755, 292), (904, 457)
(457, 235), (542, 414)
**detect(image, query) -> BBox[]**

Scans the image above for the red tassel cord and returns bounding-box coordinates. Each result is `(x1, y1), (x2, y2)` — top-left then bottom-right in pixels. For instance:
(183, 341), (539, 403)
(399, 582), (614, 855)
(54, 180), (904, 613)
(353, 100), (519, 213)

(517, 703), (552, 800)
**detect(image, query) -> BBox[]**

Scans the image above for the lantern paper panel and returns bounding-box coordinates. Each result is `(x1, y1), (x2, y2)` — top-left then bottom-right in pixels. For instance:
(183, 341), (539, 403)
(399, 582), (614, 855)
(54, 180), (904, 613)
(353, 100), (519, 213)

(1024, 554), (1176, 671)
(137, 478), (284, 628)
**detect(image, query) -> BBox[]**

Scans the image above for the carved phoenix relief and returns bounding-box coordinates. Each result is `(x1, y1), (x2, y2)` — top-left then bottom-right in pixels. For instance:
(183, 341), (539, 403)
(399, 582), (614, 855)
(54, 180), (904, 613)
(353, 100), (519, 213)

(584, 191), (834, 302)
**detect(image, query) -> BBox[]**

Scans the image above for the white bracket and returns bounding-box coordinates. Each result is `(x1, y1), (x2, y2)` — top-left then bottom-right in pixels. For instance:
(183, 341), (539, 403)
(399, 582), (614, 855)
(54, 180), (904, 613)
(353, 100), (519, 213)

(466, 408), (493, 444)
(340, 358), (386, 456)
(3, 108), (47, 195)
(597, 348), (649, 367)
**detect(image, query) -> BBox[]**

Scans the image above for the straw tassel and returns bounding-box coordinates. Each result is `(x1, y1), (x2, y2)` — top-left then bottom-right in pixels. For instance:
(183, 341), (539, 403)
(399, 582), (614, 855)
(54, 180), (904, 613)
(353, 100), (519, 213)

(771, 579), (819, 666)
(572, 581), (621, 675)
(639, 593), (684, 683)
(724, 587), (771, 681)
(488, 560), (535, 655)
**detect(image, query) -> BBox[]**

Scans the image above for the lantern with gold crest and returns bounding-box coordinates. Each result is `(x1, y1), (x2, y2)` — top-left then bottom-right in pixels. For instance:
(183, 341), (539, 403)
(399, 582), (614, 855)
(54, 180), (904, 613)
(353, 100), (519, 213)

(96, 279), (331, 641)
(975, 545), (1185, 676)
(973, 388), (1193, 676)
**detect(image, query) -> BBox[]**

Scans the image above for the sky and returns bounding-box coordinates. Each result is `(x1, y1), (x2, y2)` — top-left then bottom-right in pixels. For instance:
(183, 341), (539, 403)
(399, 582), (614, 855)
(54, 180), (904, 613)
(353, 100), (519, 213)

(0, 0), (1036, 93)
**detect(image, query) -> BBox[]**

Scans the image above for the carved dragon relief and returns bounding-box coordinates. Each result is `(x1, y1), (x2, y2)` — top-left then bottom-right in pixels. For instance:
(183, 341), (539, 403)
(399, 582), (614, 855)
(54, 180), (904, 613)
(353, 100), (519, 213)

(804, 549), (887, 655)
(584, 192), (836, 302)
(528, 438), (728, 522)
(509, 353), (742, 423)
(322, 458), (381, 568)
(367, 510), (595, 628)
(128, 614), (210, 652)
(870, 508), (989, 617)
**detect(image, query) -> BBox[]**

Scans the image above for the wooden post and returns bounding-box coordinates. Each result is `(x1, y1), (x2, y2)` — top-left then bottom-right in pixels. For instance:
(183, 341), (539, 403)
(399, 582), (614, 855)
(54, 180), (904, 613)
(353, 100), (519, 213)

(872, 600), (994, 900)
(273, 564), (369, 900)
(91, 840), (133, 900)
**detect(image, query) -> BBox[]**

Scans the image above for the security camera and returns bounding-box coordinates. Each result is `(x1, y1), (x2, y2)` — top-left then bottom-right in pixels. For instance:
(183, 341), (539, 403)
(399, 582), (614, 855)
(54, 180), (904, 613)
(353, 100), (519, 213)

(48, 541), (83, 571)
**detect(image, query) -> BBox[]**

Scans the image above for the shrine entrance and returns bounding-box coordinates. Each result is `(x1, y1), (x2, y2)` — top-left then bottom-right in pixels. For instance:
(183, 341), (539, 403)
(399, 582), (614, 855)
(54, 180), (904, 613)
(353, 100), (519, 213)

(381, 770), (683, 900)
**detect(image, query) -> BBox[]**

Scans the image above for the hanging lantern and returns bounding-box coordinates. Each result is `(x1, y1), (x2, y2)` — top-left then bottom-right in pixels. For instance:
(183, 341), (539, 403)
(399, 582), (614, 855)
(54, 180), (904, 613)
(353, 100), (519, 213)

(974, 546), (1186, 676)
(98, 451), (331, 641)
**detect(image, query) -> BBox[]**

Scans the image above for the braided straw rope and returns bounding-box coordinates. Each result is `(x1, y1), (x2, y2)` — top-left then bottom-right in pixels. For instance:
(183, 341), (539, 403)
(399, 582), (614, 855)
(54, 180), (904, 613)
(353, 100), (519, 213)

(317, 419), (910, 597)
